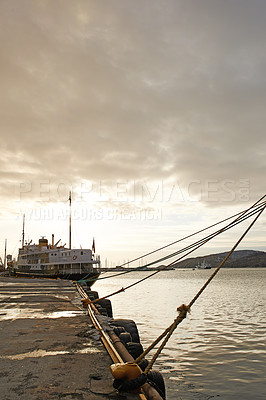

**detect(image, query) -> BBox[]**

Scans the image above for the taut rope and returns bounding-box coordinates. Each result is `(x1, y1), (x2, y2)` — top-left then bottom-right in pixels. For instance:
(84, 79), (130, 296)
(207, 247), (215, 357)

(88, 197), (266, 304)
(135, 205), (265, 374)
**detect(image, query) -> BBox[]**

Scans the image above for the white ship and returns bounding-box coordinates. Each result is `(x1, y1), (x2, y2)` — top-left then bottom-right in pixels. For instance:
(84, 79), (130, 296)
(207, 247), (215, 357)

(7, 194), (101, 286)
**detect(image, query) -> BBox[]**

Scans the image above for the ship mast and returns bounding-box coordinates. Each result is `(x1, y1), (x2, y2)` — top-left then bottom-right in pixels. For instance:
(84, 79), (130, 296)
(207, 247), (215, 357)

(69, 191), (72, 249)
(22, 214), (25, 249)
(4, 239), (7, 270)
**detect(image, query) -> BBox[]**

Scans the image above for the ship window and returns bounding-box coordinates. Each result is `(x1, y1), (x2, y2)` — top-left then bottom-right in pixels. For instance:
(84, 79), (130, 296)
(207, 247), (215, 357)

(81, 251), (83, 255)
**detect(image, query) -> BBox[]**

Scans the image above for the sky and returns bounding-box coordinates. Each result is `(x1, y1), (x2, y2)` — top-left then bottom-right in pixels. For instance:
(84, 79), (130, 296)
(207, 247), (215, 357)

(0, 0), (265, 266)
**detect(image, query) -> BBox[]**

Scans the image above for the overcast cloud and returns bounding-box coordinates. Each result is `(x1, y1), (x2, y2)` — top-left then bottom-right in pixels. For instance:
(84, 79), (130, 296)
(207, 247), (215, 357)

(0, 0), (265, 257)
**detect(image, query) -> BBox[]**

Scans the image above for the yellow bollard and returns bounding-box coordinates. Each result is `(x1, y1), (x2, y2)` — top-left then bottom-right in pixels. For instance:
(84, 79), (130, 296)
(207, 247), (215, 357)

(110, 362), (142, 380)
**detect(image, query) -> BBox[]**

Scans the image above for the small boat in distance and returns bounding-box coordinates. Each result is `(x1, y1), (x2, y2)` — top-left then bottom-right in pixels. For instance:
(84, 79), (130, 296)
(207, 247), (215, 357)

(196, 259), (211, 269)
(7, 193), (101, 286)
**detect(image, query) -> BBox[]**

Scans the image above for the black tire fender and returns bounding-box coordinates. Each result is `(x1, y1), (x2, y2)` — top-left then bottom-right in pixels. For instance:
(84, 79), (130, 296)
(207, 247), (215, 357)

(112, 319), (140, 343)
(119, 332), (132, 345)
(113, 326), (126, 337)
(147, 370), (166, 400)
(125, 342), (144, 359)
(86, 290), (99, 300)
(96, 298), (113, 318)
(95, 304), (108, 316)
(138, 358), (149, 371)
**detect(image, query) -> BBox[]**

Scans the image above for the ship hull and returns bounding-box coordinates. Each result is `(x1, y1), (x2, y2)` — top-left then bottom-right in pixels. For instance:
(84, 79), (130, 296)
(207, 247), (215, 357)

(9, 270), (100, 286)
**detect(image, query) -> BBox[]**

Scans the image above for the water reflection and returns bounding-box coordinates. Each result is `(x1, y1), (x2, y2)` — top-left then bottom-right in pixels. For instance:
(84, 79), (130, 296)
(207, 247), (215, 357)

(95, 268), (266, 400)
(0, 308), (84, 320)
(0, 346), (101, 360)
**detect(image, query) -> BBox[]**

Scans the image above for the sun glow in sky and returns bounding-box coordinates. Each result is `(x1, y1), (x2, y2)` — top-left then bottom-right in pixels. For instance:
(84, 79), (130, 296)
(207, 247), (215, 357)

(0, 1), (265, 265)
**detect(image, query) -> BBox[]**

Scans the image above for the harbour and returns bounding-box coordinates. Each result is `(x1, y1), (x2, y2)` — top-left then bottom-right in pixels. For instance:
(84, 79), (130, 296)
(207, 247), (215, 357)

(0, 276), (166, 400)
(0, 277), (115, 400)
(95, 268), (266, 400)
(1, 2), (266, 398)
(1, 267), (265, 399)
(0, 197), (266, 399)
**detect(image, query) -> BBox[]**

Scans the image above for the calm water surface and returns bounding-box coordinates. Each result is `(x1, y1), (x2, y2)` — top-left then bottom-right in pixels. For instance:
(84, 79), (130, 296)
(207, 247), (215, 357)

(95, 268), (266, 400)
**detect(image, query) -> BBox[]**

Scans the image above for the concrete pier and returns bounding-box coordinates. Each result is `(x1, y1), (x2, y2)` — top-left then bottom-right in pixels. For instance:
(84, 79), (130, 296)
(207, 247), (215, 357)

(0, 277), (117, 400)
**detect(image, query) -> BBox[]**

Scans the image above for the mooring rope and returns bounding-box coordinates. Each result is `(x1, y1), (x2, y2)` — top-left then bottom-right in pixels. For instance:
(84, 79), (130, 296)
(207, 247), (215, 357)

(88, 198), (266, 304)
(80, 195), (265, 395)
(76, 272), (99, 285)
(134, 205), (265, 374)
(91, 197), (266, 284)
(130, 201), (266, 270)
(117, 194), (266, 268)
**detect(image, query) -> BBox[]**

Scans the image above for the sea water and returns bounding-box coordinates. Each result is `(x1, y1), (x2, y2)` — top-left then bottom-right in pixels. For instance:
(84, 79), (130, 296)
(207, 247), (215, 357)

(95, 268), (266, 400)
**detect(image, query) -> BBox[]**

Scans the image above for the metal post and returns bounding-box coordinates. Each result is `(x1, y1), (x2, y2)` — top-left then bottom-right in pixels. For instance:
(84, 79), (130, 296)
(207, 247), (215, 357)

(22, 214), (25, 249)
(4, 239), (7, 270)
(69, 191), (72, 250)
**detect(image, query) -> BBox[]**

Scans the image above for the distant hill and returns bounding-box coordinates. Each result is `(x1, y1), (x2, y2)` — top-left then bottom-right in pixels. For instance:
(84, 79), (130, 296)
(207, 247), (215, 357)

(171, 250), (266, 269)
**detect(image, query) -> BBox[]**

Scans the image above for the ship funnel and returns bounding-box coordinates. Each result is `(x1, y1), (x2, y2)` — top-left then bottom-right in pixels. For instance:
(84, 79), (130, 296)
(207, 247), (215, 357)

(52, 234), (54, 249)
(39, 238), (48, 250)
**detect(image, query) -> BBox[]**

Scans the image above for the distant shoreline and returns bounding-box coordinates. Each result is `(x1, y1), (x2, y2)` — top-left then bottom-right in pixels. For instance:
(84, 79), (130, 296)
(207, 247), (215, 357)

(102, 250), (266, 271)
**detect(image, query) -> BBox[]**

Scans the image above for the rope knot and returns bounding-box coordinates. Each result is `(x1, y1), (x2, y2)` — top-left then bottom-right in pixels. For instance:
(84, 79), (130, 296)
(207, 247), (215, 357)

(176, 304), (190, 317)
(81, 298), (91, 308)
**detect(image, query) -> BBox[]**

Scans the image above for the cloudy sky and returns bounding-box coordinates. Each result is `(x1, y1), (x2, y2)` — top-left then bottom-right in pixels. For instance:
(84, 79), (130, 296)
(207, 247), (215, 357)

(0, 0), (265, 265)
